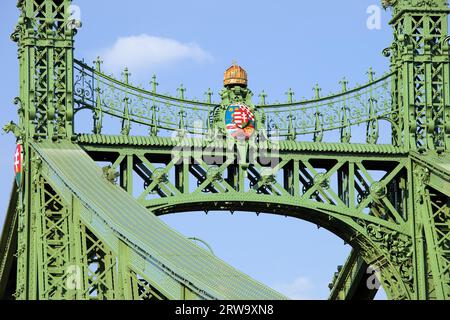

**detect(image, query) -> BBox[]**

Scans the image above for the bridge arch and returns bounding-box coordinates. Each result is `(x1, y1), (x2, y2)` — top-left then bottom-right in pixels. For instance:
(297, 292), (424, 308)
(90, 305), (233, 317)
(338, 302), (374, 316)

(150, 195), (413, 300)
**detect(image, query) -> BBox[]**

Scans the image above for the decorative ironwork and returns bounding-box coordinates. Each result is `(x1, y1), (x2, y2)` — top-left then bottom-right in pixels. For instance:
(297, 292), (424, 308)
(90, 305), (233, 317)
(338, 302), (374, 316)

(73, 59), (396, 143)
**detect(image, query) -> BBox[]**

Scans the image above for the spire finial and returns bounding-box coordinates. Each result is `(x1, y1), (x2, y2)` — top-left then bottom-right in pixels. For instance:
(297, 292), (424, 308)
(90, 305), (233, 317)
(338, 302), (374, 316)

(150, 74), (159, 93)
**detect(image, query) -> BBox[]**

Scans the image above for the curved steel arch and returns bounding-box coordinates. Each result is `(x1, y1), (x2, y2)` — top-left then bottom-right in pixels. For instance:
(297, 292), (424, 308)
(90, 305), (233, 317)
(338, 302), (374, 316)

(149, 195), (405, 233)
(148, 195), (413, 300)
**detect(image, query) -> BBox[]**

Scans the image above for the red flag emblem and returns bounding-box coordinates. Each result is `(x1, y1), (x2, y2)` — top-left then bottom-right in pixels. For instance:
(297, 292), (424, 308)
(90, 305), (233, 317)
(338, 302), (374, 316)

(225, 104), (256, 139)
(14, 143), (23, 177)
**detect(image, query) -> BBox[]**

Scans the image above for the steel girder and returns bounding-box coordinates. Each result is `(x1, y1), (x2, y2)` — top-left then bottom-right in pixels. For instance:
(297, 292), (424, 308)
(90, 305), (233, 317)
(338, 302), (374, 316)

(78, 141), (449, 300)
(7, 146), (158, 300)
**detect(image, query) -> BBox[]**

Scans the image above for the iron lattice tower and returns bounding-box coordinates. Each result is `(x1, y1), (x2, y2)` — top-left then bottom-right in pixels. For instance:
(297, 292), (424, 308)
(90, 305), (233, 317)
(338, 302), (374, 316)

(0, 0), (449, 300)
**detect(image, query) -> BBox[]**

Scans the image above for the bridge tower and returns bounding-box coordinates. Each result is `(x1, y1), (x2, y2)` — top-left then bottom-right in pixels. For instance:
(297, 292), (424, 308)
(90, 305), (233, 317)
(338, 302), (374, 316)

(385, 0), (450, 151)
(384, 0), (450, 299)
(5, 0), (78, 299)
(330, 0), (450, 300)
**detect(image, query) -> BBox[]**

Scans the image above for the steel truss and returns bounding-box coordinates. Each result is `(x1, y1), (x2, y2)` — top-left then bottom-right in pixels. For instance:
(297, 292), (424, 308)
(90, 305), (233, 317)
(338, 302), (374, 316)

(0, 0), (449, 300)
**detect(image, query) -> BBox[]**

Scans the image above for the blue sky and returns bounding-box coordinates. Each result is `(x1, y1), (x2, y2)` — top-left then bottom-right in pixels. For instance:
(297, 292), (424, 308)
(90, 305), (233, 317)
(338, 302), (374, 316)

(0, 0), (395, 299)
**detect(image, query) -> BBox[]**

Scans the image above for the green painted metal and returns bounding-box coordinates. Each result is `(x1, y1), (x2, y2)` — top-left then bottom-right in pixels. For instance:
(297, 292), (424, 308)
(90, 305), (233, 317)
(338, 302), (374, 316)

(30, 140), (286, 300)
(79, 140), (421, 300)
(0, 0), (449, 300)
(0, 183), (18, 299)
(328, 249), (379, 300)
(73, 59), (396, 140)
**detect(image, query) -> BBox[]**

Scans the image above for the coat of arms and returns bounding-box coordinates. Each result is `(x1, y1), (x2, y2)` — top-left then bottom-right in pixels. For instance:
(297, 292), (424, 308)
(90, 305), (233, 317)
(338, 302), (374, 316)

(225, 104), (256, 139)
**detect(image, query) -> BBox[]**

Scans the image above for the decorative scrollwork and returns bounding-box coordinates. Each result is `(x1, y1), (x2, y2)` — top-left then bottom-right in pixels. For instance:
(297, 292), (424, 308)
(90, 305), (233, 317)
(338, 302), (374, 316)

(357, 220), (414, 288)
(74, 60), (214, 137)
(313, 111), (324, 142)
(73, 59), (396, 142)
(259, 73), (395, 140)
(382, 47), (392, 58)
(74, 68), (94, 102)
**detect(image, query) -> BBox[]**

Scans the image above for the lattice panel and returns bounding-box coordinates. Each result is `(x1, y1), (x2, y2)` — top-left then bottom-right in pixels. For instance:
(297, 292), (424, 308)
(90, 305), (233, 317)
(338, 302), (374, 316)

(414, 62), (427, 149)
(34, 48), (50, 137)
(129, 271), (166, 300)
(34, 176), (73, 299)
(80, 228), (119, 300)
(427, 187), (450, 298)
(125, 152), (409, 227)
(389, 4), (449, 151)
(430, 62), (445, 149)
(412, 15), (426, 55)
(13, 0), (75, 140)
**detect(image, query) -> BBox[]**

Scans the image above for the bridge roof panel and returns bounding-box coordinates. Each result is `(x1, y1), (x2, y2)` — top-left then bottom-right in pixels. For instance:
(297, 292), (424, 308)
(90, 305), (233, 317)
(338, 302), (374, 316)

(77, 134), (408, 155)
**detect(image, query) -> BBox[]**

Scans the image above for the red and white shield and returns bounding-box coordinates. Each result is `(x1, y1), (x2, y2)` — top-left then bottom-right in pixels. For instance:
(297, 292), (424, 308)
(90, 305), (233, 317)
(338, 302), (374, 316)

(232, 105), (255, 129)
(14, 143), (23, 178)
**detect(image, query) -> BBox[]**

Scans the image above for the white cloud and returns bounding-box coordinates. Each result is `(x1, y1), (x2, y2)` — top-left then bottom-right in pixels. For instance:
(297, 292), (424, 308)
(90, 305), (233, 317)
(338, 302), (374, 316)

(274, 277), (315, 300)
(99, 34), (213, 75)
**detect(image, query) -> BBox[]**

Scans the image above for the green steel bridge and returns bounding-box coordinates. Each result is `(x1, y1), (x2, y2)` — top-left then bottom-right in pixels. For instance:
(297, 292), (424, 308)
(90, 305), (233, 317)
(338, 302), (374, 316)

(0, 0), (449, 300)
